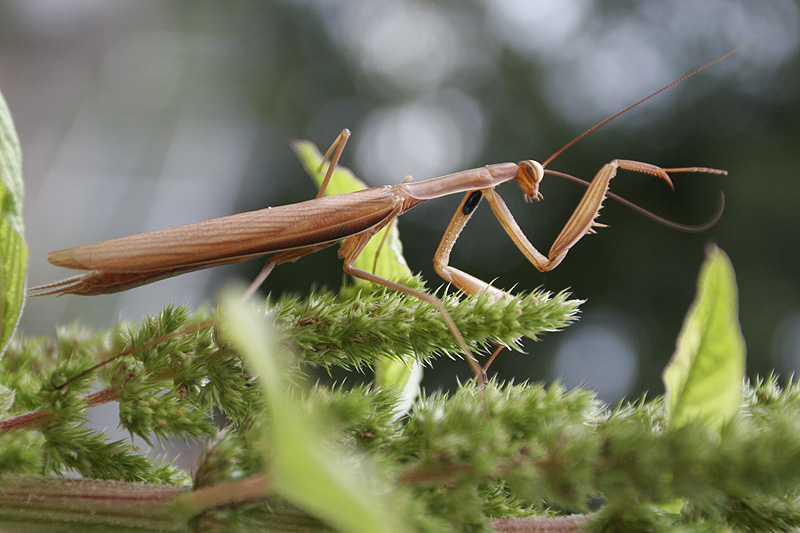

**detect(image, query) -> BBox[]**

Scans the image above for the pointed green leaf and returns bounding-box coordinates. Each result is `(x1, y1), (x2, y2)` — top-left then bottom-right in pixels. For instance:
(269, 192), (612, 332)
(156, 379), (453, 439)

(663, 245), (746, 429)
(292, 139), (421, 399)
(221, 288), (408, 533)
(0, 90), (27, 356)
(291, 139), (411, 282)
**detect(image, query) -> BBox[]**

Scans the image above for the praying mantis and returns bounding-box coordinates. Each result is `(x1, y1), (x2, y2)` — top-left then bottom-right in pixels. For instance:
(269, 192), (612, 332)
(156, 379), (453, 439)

(30, 41), (750, 387)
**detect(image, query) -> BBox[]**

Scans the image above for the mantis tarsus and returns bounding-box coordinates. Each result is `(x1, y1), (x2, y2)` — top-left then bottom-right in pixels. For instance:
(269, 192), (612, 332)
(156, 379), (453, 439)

(30, 41), (751, 387)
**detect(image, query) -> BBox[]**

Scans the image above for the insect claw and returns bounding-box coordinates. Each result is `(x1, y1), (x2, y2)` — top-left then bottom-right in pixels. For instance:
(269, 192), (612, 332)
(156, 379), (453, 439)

(524, 191), (543, 203)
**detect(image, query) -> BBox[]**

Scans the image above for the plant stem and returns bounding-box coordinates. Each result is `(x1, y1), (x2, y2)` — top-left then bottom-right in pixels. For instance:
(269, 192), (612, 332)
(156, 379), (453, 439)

(173, 474), (269, 518)
(0, 386), (121, 433)
(0, 477), (189, 532)
(490, 515), (592, 532)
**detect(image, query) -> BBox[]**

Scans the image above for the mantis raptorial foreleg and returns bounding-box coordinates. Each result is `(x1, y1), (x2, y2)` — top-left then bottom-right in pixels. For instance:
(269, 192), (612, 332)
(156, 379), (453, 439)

(434, 190), (513, 302)
(436, 159), (726, 298)
(432, 160), (634, 299)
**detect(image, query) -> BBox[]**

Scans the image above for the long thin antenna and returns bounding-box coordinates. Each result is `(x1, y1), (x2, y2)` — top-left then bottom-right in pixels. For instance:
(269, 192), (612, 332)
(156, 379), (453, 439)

(541, 34), (759, 169)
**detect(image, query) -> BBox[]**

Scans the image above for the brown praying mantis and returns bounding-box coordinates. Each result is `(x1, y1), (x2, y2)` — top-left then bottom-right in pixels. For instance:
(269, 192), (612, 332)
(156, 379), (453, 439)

(30, 41), (750, 387)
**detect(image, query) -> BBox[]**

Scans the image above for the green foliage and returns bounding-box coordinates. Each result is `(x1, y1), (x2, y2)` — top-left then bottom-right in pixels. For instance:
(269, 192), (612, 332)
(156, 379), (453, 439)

(664, 245), (746, 429)
(5, 259), (800, 530)
(0, 90), (26, 356)
(222, 288), (412, 533)
(270, 277), (572, 371)
(0, 276), (580, 530)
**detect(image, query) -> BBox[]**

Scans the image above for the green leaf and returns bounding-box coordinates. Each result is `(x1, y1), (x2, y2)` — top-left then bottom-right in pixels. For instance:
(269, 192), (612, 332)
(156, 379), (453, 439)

(292, 138), (421, 399)
(220, 287), (409, 533)
(291, 138), (411, 282)
(663, 245), (746, 429)
(0, 90), (27, 357)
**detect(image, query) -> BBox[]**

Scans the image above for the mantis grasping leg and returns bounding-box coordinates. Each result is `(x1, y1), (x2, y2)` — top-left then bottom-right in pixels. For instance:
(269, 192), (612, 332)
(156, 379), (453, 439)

(487, 160), (725, 272)
(438, 159), (725, 290)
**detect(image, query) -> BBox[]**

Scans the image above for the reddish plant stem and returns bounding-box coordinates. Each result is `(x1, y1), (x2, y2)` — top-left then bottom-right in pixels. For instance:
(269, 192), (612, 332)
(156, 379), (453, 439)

(491, 515), (592, 532)
(0, 385), (122, 433)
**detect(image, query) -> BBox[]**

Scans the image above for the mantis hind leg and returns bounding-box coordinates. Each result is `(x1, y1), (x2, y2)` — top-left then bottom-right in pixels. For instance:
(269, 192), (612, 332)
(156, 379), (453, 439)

(316, 129), (351, 198)
(244, 242), (336, 299)
(244, 129), (352, 298)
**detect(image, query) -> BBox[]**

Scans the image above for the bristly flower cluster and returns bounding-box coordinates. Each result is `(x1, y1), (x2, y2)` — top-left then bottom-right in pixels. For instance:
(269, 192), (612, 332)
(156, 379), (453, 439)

(270, 277), (579, 370)
(0, 282), (577, 485)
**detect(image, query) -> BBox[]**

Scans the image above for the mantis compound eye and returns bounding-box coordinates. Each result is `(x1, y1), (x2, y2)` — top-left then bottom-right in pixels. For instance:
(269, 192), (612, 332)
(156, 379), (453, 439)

(517, 160), (544, 201)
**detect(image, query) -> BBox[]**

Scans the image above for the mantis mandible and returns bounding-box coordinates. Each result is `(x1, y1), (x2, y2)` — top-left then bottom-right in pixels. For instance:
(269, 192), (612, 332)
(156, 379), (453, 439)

(30, 41), (750, 386)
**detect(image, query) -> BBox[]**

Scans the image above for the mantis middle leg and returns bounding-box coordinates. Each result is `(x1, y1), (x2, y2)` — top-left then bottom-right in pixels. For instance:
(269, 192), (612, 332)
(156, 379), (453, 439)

(338, 223), (487, 387)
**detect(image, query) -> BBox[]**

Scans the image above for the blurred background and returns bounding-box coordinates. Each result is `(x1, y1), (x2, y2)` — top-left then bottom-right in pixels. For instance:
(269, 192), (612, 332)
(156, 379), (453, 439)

(2, 0), (799, 406)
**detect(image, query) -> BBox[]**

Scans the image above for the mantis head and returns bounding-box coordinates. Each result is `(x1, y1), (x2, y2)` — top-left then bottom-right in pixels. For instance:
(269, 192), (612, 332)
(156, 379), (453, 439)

(516, 160), (544, 202)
